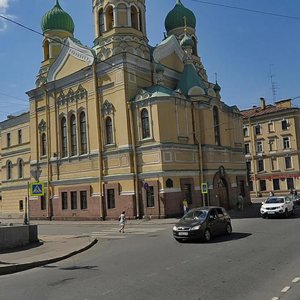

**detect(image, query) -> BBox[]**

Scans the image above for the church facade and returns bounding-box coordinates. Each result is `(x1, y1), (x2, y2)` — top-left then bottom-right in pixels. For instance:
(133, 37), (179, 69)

(0, 0), (248, 220)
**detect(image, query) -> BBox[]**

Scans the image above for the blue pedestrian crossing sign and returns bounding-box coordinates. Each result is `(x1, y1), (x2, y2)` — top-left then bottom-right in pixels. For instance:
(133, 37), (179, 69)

(30, 182), (45, 196)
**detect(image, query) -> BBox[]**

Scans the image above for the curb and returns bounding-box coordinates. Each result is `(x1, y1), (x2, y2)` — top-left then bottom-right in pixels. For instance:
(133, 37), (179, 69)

(0, 238), (98, 276)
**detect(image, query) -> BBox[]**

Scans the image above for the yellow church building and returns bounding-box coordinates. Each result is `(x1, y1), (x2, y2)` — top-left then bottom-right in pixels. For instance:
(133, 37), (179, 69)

(0, 0), (248, 220)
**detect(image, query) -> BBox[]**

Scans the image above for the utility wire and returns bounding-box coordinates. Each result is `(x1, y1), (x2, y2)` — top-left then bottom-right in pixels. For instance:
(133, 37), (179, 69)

(189, 0), (300, 21)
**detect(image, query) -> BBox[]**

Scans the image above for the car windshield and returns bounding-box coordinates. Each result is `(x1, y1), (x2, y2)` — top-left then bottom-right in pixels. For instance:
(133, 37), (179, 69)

(182, 210), (207, 220)
(266, 197), (284, 204)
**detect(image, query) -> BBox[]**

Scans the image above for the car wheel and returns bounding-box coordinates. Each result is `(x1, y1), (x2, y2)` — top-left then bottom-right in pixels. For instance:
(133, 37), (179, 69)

(203, 229), (211, 242)
(261, 214), (266, 219)
(226, 224), (232, 235)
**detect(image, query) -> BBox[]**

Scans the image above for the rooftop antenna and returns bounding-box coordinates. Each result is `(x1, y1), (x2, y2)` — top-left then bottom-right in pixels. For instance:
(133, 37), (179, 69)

(270, 64), (278, 103)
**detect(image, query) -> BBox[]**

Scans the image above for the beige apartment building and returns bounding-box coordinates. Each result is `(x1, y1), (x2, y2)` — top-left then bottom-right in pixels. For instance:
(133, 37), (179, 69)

(0, 0), (248, 220)
(242, 98), (300, 197)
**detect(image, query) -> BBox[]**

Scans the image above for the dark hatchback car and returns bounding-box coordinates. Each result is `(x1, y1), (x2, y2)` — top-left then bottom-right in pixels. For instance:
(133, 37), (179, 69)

(173, 206), (232, 242)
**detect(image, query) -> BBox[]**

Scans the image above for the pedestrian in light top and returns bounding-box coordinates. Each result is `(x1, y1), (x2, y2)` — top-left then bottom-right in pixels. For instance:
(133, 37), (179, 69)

(119, 211), (126, 233)
(182, 199), (188, 215)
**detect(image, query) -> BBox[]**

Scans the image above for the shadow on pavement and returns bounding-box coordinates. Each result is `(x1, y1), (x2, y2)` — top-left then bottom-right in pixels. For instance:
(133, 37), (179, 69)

(0, 241), (43, 254)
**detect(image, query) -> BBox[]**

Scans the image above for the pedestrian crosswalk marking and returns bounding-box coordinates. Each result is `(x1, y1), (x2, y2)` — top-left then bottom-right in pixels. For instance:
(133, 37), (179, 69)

(90, 227), (166, 239)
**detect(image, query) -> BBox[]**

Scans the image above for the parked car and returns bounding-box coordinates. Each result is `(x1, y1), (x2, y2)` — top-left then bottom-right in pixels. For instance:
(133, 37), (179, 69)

(172, 206), (232, 242)
(260, 196), (294, 218)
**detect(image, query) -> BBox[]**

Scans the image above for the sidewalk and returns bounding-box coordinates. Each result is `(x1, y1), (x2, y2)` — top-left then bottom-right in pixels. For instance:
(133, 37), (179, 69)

(0, 234), (97, 276)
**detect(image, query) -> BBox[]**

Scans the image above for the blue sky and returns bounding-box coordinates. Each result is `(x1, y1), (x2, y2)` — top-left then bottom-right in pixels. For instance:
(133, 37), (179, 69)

(1, 0), (300, 121)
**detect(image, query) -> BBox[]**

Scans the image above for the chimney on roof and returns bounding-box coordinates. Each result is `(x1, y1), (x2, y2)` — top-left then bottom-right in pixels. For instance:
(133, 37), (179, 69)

(260, 97), (266, 110)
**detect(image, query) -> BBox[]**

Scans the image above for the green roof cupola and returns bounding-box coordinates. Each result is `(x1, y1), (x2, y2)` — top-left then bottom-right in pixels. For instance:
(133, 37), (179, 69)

(165, 0), (196, 33)
(41, 0), (74, 34)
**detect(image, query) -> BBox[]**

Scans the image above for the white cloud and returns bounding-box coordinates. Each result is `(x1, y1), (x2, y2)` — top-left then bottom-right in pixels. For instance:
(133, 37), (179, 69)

(0, 0), (14, 32)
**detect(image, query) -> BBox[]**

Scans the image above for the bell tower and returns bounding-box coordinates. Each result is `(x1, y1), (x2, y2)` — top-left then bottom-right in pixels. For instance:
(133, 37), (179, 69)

(92, 0), (150, 61)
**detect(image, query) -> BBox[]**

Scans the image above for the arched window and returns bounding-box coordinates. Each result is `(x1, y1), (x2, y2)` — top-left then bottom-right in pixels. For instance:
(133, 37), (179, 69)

(139, 11), (143, 32)
(70, 114), (77, 156)
(131, 6), (138, 30)
(213, 106), (221, 146)
(106, 117), (113, 144)
(80, 112), (87, 154)
(98, 8), (104, 35)
(41, 133), (47, 156)
(61, 117), (68, 158)
(106, 5), (114, 31)
(141, 109), (150, 139)
(43, 40), (49, 60)
(7, 161), (12, 180)
(18, 159), (24, 179)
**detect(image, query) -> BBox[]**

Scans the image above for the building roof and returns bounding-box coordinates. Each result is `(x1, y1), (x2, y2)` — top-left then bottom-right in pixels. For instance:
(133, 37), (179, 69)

(177, 64), (206, 96)
(41, 0), (74, 34)
(241, 104), (296, 119)
(165, 0), (196, 33)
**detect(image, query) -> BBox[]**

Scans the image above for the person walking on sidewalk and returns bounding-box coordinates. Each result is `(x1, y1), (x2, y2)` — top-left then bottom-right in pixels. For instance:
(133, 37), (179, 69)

(119, 211), (126, 233)
(182, 198), (188, 215)
(237, 193), (244, 211)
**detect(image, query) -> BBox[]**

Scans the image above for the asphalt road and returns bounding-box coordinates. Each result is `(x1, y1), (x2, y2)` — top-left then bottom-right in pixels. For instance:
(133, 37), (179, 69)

(1, 210), (300, 300)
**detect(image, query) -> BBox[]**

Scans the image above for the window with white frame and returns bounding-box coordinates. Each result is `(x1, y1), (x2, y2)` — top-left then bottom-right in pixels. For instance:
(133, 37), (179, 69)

(268, 121), (274, 133)
(70, 114), (77, 156)
(281, 119), (289, 130)
(141, 108), (150, 139)
(287, 178), (294, 190)
(254, 124), (261, 135)
(257, 159), (264, 172)
(18, 159), (24, 179)
(105, 116), (113, 145)
(245, 143), (250, 154)
(243, 126), (249, 137)
(7, 160), (13, 180)
(61, 117), (68, 157)
(260, 180), (266, 191)
(271, 157), (277, 171)
(256, 141), (263, 153)
(269, 139), (276, 152)
(283, 137), (290, 150)
(79, 111), (87, 154)
(273, 179), (280, 190)
(285, 156), (292, 169)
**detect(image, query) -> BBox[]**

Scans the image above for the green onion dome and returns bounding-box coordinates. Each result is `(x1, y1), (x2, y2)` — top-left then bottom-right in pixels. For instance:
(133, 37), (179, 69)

(41, 0), (74, 34)
(165, 0), (196, 33)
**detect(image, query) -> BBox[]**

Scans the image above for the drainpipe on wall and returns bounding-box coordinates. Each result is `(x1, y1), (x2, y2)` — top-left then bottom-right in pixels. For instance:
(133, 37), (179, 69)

(248, 117), (258, 197)
(45, 87), (52, 219)
(192, 102), (206, 205)
(93, 62), (104, 220)
(123, 53), (140, 219)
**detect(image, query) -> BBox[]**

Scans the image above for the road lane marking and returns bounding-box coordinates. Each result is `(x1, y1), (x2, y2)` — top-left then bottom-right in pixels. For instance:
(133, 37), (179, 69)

(271, 297), (279, 300)
(281, 286), (290, 293)
(292, 277), (300, 283)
